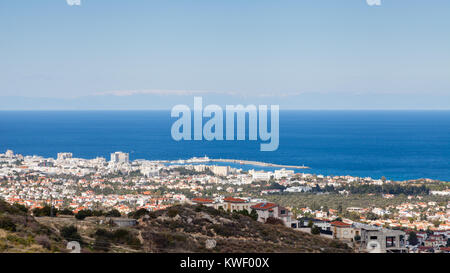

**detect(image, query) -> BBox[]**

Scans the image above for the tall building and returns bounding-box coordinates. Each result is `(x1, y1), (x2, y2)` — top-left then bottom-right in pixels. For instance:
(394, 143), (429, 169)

(110, 152), (129, 164)
(57, 152), (73, 160)
(209, 165), (230, 177)
(5, 150), (14, 157)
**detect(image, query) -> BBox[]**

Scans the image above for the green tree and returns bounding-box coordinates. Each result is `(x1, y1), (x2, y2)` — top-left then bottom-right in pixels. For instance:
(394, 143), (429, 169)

(337, 204), (343, 214)
(59, 208), (74, 215)
(60, 225), (82, 243)
(311, 225), (320, 235)
(250, 209), (258, 221)
(105, 209), (121, 217)
(408, 231), (419, 245)
(75, 209), (93, 220)
(129, 208), (150, 219)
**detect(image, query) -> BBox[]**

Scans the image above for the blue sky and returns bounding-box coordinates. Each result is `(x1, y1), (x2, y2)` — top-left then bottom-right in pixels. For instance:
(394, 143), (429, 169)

(0, 0), (449, 109)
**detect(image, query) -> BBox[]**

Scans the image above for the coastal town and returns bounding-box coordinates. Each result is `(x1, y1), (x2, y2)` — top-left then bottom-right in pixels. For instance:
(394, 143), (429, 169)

(0, 149), (449, 253)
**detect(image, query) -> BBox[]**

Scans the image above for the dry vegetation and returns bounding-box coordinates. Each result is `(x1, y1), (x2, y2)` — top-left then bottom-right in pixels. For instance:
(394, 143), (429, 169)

(1, 200), (352, 253)
(137, 204), (352, 253)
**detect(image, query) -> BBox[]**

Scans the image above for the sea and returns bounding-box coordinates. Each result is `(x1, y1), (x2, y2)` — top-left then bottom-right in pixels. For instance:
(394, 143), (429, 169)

(0, 110), (449, 181)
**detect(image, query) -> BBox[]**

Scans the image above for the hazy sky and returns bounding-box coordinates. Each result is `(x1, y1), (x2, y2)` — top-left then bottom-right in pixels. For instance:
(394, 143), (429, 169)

(0, 0), (449, 109)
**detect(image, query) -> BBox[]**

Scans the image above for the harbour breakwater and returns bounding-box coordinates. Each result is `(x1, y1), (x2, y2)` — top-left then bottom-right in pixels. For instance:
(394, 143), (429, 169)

(210, 158), (310, 169)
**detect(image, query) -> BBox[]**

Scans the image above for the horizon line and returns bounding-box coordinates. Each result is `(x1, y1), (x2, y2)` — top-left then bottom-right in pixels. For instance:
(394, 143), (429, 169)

(1, 108), (450, 111)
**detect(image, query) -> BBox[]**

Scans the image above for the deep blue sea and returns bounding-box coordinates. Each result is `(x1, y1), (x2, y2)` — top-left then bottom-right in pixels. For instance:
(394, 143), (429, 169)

(0, 111), (449, 181)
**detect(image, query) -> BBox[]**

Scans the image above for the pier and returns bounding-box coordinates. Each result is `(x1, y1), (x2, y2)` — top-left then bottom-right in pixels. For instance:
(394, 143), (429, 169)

(210, 158), (310, 169)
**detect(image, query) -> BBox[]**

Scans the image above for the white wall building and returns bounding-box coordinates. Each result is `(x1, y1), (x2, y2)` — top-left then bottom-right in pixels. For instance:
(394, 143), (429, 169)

(274, 168), (294, 179)
(209, 165), (230, 177)
(250, 170), (272, 181)
(110, 152), (129, 164)
(5, 150), (14, 158)
(57, 153), (73, 161)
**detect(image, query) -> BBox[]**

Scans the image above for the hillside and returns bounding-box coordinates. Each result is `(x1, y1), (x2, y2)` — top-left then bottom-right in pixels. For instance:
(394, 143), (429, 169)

(0, 200), (65, 252)
(136, 204), (352, 253)
(0, 201), (352, 253)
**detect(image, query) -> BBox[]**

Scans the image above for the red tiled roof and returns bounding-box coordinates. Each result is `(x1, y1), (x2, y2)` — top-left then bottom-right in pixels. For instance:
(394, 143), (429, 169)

(192, 198), (214, 204)
(331, 221), (352, 227)
(223, 197), (247, 203)
(251, 202), (277, 210)
(418, 246), (434, 251)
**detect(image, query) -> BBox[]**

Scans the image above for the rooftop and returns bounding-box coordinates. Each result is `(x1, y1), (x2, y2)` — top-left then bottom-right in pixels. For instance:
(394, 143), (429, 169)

(251, 202), (277, 210)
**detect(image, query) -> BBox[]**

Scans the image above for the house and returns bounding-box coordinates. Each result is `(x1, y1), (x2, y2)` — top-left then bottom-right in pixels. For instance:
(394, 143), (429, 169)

(331, 221), (356, 241)
(297, 217), (331, 231)
(109, 218), (137, 228)
(251, 202), (293, 227)
(360, 228), (407, 253)
(222, 197), (253, 212)
(297, 217), (316, 227)
(438, 247), (450, 253)
(191, 198), (214, 205)
(427, 234), (447, 246)
(417, 246), (434, 253)
(189, 197), (254, 213)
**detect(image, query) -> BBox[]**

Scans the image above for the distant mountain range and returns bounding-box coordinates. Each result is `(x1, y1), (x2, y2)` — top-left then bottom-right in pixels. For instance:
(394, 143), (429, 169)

(1, 92), (449, 110)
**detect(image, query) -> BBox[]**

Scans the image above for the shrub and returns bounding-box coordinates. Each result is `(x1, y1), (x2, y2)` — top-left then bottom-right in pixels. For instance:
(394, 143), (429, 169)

(0, 200), (27, 215)
(35, 235), (51, 249)
(75, 209), (93, 220)
(60, 225), (82, 242)
(59, 208), (74, 215)
(105, 209), (121, 217)
(112, 229), (141, 248)
(311, 225), (321, 235)
(167, 208), (179, 218)
(32, 205), (58, 217)
(212, 224), (234, 237)
(129, 208), (149, 219)
(0, 216), (16, 232)
(250, 209), (258, 221)
(12, 203), (28, 214)
(93, 228), (141, 250)
(93, 237), (111, 251)
(232, 211), (241, 219)
(93, 229), (111, 251)
(6, 234), (30, 246)
(92, 210), (104, 217)
(265, 217), (284, 226)
(330, 240), (349, 249)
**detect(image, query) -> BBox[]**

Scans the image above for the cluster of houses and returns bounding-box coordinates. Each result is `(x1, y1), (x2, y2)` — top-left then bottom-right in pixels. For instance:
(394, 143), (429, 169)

(190, 197), (294, 228)
(190, 197), (449, 253)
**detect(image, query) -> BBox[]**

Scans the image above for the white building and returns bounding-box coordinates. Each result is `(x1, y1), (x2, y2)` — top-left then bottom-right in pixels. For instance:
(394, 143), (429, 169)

(284, 186), (312, 193)
(193, 164), (207, 172)
(140, 166), (160, 177)
(250, 170), (272, 181)
(209, 165), (230, 177)
(110, 152), (129, 164)
(57, 152), (73, 161)
(251, 202), (293, 227)
(274, 168), (294, 179)
(5, 150), (14, 158)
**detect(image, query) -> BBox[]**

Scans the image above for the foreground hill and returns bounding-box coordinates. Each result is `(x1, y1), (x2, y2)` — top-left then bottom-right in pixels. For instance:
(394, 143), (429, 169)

(1, 201), (352, 253)
(136, 204), (352, 253)
(0, 200), (65, 252)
